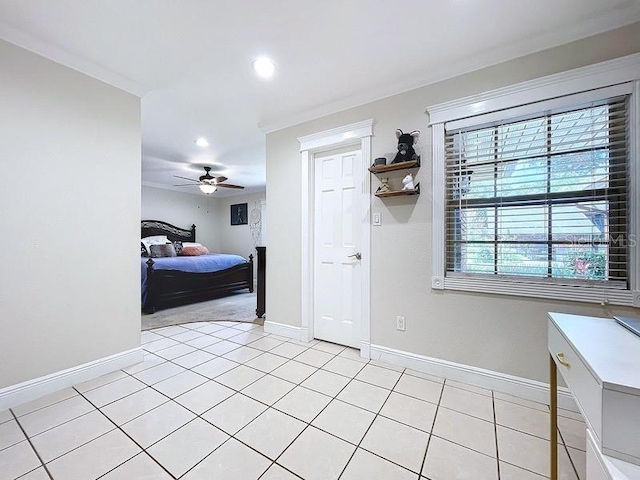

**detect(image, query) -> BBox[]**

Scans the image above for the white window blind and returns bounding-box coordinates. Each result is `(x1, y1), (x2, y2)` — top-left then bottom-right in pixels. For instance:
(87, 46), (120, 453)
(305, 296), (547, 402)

(444, 96), (630, 286)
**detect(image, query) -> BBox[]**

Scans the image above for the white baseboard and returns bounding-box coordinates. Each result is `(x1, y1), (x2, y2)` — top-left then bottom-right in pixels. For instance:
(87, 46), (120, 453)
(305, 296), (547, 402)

(360, 341), (371, 360)
(370, 344), (577, 411)
(264, 321), (304, 341)
(0, 347), (143, 411)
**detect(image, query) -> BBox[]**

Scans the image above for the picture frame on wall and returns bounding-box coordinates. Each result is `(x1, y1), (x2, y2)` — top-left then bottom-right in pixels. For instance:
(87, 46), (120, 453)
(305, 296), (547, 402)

(230, 203), (248, 225)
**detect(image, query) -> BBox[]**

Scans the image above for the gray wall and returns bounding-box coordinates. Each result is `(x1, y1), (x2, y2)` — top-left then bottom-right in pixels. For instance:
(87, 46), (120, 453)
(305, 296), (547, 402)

(265, 23), (640, 383)
(0, 40), (141, 388)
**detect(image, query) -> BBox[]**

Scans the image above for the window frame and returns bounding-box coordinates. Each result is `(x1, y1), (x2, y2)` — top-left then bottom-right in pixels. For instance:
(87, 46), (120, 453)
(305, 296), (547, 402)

(427, 54), (640, 307)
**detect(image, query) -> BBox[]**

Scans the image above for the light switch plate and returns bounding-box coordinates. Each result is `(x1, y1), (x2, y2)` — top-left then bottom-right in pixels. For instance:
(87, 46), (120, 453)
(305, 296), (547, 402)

(373, 212), (381, 226)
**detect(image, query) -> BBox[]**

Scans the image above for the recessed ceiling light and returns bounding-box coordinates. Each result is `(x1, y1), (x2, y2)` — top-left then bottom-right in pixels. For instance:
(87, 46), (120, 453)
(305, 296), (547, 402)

(195, 138), (209, 147)
(252, 57), (276, 78)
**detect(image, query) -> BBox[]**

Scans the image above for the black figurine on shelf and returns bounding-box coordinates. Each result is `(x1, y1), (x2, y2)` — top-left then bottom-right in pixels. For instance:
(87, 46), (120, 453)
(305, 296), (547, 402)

(391, 129), (420, 164)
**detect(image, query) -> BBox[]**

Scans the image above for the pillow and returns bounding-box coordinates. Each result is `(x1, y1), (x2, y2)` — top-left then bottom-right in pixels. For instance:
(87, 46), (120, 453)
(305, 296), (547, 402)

(172, 241), (183, 255)
(182, 242), (202, 248)
(141, 242), (149, 257)
(149, 243), (177, 258)
(181, 245), (209, 256)
(142, 235), (169, 254)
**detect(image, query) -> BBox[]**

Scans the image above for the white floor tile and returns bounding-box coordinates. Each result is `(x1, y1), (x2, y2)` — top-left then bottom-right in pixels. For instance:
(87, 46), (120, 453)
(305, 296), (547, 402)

(12, 388), (77, 417)
(154, 343), (197, 360)
(294, 348), (334, 367)
(568, 446), (586, 480)
(394, 374), (443, 404)
(368, 359), (404, 372)
(0, 418), (26, 450)
(171, 349), (216, 369)
(559, 415), (586, 451)
(312, 341), (346, 355)
(245, 352), (289, 373)
(195, 323), (227, 334)
(499, 461), (546, 480)
(171, 329), (205, 343)
(301, 369), (351, 397)
(231, 322), (261, 331)
(0, 409), (12, 424)
(30, 410), (114, 462)
(269, 342), (309, 359)
(337, 347), (368, 363)
(74, 370), (128, 393)
(273, 386), (332, 422)
(174, 381), (234, 415)
(183, 334), (220, 350)
(440, 384), (495, 421)
(380, 392), (438, 432)
(322, 356), (366, 378)
(279, 426), (356, 480)
(260, 463), (300, 480)
(101, 387), (168, 425)
(496, 425), (549, 476)
(445, 379), (491, 396)
(143, 337), (181, 353)
(433, 407), (496, 457)
(215, 365), (265, 391)
(217, 328), (252, 340)
(361, 416), (429, 473)
(341, 448), (416, 480)
(355, 364), (402, 389)
(247, 336), (285, 351)
(271, 360), (317, 384)
(16, 466), (50, 480)
(405, 369), (445, 383)
(222, 346), (263, 363)
(0, 441), (41, 480)
(203, 340), (242, 356)
(423, 435), (498, 480)
(154, 325), (190, 337)
(152, 370), (208, 398)
(121, 401), (195, 448)
(192, 357), (238, 379)
(19, 395), (95, 437)
(83, 375), (147, 407)
(311, 399), (375, 445)
(494, 398), (550, 440)
(493, 391), (548, 412)
(133, 361), (186, 385)
(47, 429), (140, 480)
(236, 408), (306, 460)
(241, 375), (296, 405)
(141, 331), (164, 344)
(101, 452), (173, 479)
(336, 380), (390, 413)
(202, 393), (267, 435)
(147, 418), (229, 477)
(181, 438), (270, 480)
(123, 353), (166, 375)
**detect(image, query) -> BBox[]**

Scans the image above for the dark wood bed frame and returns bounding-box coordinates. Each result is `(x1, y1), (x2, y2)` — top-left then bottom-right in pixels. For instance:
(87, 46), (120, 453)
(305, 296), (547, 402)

(142, 220), (253, 314)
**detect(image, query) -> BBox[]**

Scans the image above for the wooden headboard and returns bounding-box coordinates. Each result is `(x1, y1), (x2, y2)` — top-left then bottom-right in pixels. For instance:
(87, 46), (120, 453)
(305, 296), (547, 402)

(141, 220), (196, 242)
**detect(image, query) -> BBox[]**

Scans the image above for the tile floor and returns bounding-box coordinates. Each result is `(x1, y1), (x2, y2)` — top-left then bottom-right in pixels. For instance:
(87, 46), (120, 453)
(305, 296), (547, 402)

(1, 321), (586, 480)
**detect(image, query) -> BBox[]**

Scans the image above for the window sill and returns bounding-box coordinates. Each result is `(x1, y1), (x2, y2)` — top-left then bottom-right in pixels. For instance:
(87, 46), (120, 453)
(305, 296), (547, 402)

(431, 275), (639, 307)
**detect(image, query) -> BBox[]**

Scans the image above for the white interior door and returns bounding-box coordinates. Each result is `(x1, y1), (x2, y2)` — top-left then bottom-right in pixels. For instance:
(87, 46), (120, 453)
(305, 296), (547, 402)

(313, 148), (362, 348)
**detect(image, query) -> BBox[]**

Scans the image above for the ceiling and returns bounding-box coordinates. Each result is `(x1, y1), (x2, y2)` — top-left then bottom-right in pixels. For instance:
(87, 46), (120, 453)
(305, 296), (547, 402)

(1, 1), (639, 197)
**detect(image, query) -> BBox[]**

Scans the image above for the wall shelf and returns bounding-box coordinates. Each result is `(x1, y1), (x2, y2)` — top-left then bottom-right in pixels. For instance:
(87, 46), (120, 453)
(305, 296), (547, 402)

(375, 183), (420, 198)
(368, 159), (419, 174)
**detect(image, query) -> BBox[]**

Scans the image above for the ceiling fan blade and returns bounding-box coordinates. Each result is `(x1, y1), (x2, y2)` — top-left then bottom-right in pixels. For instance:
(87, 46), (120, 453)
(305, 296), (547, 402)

(173, 175), (200, 183)
(214, 176), (228, 183)
(217, 183), (245, 189)
(172, 183), (198, 187)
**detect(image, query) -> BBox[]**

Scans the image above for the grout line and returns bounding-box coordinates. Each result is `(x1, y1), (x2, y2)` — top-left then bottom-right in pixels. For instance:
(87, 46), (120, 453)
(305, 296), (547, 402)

(10, 409), (55, 480)
(492, 390), (502, 480)
(417, 376), (446, 478)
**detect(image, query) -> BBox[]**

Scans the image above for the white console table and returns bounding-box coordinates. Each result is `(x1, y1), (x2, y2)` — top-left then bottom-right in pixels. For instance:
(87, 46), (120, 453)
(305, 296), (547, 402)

(548, 313), (640, 480)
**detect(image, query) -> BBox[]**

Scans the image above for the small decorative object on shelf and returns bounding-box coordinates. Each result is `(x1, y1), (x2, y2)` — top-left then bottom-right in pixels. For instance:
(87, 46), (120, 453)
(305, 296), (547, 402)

(401, 173), (414, 190)
(391, 129), (420, 164)
(373, 157), (387, 167)
(376, 177), (391, 194)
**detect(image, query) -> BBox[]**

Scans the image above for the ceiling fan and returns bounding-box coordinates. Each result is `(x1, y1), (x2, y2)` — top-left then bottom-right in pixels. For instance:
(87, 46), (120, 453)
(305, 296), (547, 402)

(173, 167), (244, 195)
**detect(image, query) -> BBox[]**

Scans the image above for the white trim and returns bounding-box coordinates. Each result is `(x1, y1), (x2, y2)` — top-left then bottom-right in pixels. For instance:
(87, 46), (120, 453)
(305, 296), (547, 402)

(426, 53), (640, 125)
(298, 119), (374, 350)
(0, 347), (143, 411)
(360, 341), (371, 360)
(631, 81), (640, 306)
(431, 123), (446, 290)
(263, 321), (304, 341)
(370, 344), (577, 411)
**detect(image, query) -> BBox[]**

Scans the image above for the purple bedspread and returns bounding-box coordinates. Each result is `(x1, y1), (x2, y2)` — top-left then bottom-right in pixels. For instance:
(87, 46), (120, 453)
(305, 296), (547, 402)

(141, 253), (247, 306)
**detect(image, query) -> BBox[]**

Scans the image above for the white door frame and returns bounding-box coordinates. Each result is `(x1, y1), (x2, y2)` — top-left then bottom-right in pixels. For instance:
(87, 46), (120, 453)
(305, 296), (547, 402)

(298, 119), (373, 358)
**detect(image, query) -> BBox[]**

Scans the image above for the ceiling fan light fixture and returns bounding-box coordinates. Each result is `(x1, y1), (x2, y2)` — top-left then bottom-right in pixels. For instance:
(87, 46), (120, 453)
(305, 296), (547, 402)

(252, 57), (276, 78)
(195, 138), (210, 147)
(199, 184), (216, 195)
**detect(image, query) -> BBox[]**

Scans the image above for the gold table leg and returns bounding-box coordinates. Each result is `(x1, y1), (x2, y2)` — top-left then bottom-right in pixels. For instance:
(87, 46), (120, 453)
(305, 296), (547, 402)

(550, 353), (558, 480)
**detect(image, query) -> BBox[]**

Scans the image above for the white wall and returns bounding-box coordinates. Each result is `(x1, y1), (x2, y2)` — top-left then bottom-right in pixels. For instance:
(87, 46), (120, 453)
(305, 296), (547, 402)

(265, 23), (640, 383)
(215, 191), (266, 278)
(142, 186), (220, 251)
(0, 40), (141, 388)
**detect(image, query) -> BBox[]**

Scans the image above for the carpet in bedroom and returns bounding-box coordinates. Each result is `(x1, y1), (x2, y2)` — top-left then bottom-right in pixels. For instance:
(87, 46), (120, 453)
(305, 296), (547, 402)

(141, 291), (261, 330)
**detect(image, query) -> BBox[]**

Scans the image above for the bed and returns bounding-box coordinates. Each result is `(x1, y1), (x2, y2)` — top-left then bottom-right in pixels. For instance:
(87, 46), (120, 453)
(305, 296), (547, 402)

(141, 220), (253, 313)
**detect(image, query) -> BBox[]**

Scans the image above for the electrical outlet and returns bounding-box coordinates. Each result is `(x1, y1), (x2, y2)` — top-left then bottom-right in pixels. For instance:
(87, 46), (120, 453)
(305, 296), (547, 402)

(396, 315), (406, 331)
(373, 212), (382, 226)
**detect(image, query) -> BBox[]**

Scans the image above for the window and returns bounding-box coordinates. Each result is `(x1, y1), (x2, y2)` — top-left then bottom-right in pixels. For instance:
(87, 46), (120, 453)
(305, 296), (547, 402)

(445, 98), (629, 287)
(427, 58), (640, 306)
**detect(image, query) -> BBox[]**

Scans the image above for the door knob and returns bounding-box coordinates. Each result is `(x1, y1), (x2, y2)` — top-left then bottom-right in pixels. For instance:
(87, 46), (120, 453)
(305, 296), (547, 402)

(348, 252), (362, 260)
